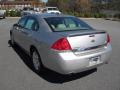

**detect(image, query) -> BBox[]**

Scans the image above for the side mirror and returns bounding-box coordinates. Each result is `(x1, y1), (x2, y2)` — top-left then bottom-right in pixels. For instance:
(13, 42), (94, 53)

(13, 23), (20, 30)
(13, 23), (19, 27)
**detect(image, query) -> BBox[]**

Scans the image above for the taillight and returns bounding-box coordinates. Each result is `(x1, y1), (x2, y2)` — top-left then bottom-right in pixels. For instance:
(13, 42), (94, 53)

(107, 34), (110, 43)
(51, 38), (72, 50)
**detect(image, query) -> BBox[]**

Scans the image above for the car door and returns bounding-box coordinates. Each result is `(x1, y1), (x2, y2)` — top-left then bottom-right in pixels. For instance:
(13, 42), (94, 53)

(13, 16), (27, 46)
(20, 17), (39, 52)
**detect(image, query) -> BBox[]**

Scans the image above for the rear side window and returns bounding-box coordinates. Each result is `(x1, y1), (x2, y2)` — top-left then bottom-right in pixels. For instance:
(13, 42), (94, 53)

(24, 18), (39, 31)
(18, 17), (27, 27)
(25, 19), (35, 30)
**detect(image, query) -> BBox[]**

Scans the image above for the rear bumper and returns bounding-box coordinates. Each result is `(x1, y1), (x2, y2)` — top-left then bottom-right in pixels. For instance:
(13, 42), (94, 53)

(42, 44), (112, 74)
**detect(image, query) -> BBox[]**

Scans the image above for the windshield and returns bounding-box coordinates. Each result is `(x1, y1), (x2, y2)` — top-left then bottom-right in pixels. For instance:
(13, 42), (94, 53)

(45, 17), (93, 32)
(23, 7), (34, 11)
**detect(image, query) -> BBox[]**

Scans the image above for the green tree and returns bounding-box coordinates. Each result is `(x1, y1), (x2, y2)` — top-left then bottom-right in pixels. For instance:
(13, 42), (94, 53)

(111, 0), (120, 11)
(47, 0), (59, 7)
(47, 0), (70, 12)
(74, 0), (91, 13)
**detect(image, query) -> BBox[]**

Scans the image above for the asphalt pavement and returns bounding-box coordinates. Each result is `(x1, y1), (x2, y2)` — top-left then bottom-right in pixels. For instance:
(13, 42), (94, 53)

(0, 17), (120, 90)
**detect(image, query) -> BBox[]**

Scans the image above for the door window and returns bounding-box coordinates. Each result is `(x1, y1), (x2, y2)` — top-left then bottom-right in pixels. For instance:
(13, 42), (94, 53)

(25, 18), (39, 31)
(18, 17), (27, 28)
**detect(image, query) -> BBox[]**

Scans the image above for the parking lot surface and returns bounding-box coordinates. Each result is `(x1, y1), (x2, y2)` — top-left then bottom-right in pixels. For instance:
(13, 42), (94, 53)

(0, 17), (120, 90)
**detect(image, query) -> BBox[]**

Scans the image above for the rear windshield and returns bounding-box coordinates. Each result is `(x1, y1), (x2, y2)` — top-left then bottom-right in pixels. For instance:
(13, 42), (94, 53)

(44, 17), (93, 32)
(48, 8), (58, 10)
(23, 7), (34, 11)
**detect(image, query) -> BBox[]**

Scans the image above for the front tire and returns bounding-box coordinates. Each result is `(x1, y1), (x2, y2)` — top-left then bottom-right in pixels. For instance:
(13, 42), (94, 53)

(31, 49), (42, 74)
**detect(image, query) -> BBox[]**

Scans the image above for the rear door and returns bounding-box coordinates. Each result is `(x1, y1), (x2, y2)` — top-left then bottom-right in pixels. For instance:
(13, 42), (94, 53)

(19, 17), (39, 51)
(13, 17), (27, 46)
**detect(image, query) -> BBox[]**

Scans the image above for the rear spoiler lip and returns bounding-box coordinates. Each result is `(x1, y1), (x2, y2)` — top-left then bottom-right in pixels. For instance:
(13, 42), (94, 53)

(68, 31), (106, 37)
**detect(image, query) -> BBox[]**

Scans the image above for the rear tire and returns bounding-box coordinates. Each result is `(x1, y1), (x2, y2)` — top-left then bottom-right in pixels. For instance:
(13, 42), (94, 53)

(31, 48), (42, 74)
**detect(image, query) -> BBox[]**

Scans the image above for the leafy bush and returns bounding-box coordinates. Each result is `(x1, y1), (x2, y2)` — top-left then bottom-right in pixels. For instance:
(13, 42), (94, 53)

(114, 14), (120, 19)
(5, 9), (107, 18)
(6, 10), (21, 17)
(64, 12), (106, 18)
(93, 13), (100, 18)
(6, 10), (10, 17)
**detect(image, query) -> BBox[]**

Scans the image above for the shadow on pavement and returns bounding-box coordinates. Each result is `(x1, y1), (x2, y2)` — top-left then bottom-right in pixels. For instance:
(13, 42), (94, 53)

(8, 40), (97, 84)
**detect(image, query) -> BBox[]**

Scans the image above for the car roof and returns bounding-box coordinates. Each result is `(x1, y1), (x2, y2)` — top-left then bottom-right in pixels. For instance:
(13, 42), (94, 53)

(28, 13), (75, 19)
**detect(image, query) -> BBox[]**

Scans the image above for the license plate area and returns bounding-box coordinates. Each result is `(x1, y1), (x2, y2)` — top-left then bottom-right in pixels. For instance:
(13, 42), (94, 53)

(89, 55), (101, 66)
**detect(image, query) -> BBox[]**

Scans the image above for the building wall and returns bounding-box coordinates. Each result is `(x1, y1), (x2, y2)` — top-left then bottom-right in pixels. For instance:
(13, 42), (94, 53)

(0, 0), (45, 10)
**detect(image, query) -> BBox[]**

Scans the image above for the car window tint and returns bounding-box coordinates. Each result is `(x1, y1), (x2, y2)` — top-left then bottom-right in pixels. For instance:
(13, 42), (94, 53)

(18, 17), (27, 27)
(33, 21), (39, 31)
(25, 18), (39, 31)
(64, 18), (77, 28)
(25, 19), (35, 30)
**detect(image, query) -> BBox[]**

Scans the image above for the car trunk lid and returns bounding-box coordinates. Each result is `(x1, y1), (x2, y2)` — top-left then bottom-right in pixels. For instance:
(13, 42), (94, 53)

(66, 30), (107, 52)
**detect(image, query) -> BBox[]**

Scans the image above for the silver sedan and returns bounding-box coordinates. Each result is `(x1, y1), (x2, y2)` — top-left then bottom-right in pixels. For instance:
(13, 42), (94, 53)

(10, 14), (112, 74)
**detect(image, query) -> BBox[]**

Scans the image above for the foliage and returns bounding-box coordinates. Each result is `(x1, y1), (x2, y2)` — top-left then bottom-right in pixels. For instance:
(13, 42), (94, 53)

(47, 0), (91, 13)
(4, 0), (120, 18)
(114, 14), (120, 19)
(6, 10), (21, 17)
(109, 0), (120, 11)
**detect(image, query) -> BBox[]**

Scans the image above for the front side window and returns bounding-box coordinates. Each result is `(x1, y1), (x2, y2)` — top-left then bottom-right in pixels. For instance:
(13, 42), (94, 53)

(44, 17), (93, 32)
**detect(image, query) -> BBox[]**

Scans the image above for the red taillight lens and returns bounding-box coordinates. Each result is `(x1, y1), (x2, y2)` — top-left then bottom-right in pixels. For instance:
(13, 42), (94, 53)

(51, 38), (72, 50)
(107, 34), (110, 43)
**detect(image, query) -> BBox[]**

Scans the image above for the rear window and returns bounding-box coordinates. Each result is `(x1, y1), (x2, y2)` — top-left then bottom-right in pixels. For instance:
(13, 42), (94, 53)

(23, 7), (34, 11)
(48, 8), (58, 10)
(44, 17), (93, 32)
